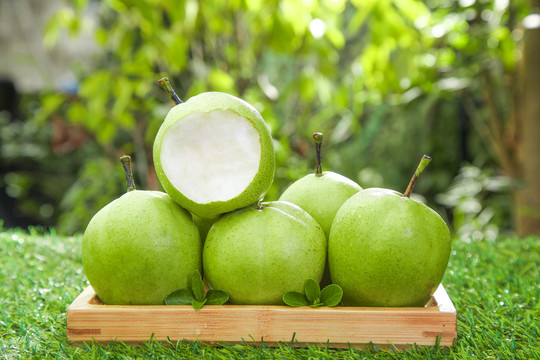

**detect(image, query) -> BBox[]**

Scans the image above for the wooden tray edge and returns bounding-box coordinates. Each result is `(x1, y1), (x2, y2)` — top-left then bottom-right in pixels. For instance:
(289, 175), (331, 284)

(68, 284), (456, 312)
(66, 284), (457, 348)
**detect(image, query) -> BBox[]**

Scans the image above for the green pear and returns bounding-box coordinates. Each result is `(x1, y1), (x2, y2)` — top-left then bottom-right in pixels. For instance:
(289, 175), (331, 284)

(329, 155), (451, 307)
(279, 133), (362, 238)
(82, 156), (201, 305)
(279, 133), (361, 286)
(203, 201), (327, 305)
(192, 214), (220, 243)
(153, 78), (275, 219)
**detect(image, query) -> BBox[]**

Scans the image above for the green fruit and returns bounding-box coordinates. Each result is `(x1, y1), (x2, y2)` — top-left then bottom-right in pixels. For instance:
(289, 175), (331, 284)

(192, 214), (220, 243)
(82, 156), (201, 305)
(153, 91), (275, 219)
(328, 156), (451, 307)
(279, 133), (361, 287)
(203, 201), (327, 305)
(279, 133), (361, 238)
(280, 172), (362, 238)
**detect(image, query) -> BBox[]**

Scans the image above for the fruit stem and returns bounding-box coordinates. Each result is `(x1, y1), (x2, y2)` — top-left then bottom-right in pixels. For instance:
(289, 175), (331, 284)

(120, 155), (136, 192)
(257, 199), (264, 211)
(403, 155), (431, 198)
(313, 132), (323, 176)
(158, 77), (183, 105)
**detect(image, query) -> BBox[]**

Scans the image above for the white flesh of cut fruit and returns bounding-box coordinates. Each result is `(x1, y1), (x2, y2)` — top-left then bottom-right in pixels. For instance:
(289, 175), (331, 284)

(160, 110), (262, 204)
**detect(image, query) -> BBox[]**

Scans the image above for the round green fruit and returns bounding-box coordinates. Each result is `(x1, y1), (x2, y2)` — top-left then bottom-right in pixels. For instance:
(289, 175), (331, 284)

(203, 201), (327, 305)
(279, 171), (362, 238)
(192, 214), (220, 243)
(278, 133), (361, 287)
(279, 133), (361, 238)
(153, 92), (275, 219)
(82, 190), (201, 305)
(329, 187), (451, 307)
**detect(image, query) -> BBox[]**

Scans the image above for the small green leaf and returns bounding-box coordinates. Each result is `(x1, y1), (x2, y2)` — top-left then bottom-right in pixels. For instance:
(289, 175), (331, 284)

(164, 288), (194, 305)
(206, 290), (229, 305)
(304, 279), (320, 303)
(283, 292), (310, 307)
(192, 298), (207, 310)
(320, 284), (343, 307)
(191, 270), (206, 302)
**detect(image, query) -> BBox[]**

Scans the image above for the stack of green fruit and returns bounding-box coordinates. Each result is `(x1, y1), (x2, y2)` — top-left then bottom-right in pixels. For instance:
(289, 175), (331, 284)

(81, 79), (451, 308)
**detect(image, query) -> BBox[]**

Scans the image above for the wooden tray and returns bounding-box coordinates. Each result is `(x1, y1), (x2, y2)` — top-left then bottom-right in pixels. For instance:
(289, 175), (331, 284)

(66, 284), (457, 349)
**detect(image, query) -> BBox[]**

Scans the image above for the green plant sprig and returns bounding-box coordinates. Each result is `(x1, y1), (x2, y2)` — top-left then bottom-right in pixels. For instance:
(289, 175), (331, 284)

(164, 270), (229, 310)
(283, 279), (343, 307)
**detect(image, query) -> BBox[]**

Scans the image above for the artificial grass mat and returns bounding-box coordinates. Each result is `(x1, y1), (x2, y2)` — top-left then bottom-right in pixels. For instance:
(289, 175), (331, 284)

(0, 227), (538, 359)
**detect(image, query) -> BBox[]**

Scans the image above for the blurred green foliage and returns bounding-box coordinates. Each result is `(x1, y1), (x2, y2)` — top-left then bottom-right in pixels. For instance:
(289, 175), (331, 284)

(437, 164), (515, 242)
(1, 0), (528, 235)
(0, 102), (125, 234)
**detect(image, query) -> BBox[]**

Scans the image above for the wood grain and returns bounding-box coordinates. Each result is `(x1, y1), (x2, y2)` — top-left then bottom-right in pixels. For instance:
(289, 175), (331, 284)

(66, 284), (457, 348)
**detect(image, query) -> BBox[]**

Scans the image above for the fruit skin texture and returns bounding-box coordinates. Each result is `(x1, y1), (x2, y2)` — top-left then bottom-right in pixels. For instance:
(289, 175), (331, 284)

(82, 191), (201, 305)
(329, 188), (451, 307)
(153, 92), (275, 219)
(279, 171), (362, 238)
(203, 201), (327, 305)
(192, 214), (220, 244)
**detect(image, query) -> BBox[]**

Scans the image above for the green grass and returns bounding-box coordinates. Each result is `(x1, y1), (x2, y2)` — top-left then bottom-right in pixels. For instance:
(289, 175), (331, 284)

(0, 226), (538, 359)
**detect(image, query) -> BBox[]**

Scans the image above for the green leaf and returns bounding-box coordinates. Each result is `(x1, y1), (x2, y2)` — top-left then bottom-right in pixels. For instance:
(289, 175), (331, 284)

(304, 279), (320, 303)
(326, 27), (345, 49)
(192, 298), (207, 310)
(164, 288), (194, 305)
(43, 8), (76, 48)
(320, 284), (343, 307)
(191, 270), (206, 302)
(36, 94), (66, 124)
(95, 122), (116, 145)
(208, 68), (235, 93)
(283, 292), (310, 307)
(205, 290), (229, 305)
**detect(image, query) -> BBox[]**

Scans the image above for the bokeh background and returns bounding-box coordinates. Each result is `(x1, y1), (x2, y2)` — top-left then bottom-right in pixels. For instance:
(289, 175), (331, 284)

(1, 0), (539, 239)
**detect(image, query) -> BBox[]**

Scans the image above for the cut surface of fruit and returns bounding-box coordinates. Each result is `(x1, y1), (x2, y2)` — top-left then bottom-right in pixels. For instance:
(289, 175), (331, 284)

(160, 110), (261, 203)
(153, 92), (275, 219)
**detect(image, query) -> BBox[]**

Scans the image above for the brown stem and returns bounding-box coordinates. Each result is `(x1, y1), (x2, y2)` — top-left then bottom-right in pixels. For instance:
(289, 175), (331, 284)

(120, 155), (136, 192)
(403, 155), (431, 198)
(158, 77), (182, 105)
(313, 132), (323, 176)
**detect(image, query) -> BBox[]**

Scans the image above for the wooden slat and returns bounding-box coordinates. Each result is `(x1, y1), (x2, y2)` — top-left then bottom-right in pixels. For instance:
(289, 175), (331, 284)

(66, 284), (457, 348)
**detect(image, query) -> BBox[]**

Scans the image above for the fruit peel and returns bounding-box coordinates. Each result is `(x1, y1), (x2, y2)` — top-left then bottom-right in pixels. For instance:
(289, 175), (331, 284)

(329, 187), (451, 307)
(82, 190), (202, 305)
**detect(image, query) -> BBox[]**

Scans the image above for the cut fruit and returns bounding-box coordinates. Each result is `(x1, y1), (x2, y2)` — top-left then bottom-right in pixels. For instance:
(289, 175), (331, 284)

(153, 92), (275, 219)
(160, 110), (261, 203)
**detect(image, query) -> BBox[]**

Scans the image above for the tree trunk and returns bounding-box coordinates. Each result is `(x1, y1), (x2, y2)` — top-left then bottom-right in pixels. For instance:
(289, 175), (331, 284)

(515, 19), (540, 235)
